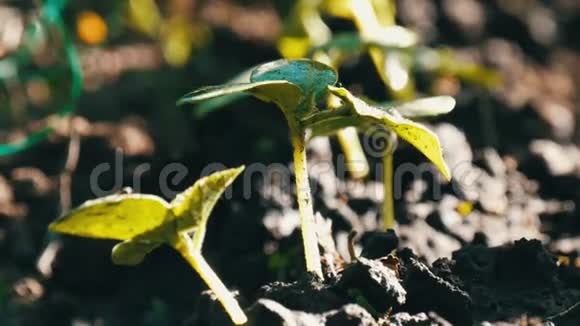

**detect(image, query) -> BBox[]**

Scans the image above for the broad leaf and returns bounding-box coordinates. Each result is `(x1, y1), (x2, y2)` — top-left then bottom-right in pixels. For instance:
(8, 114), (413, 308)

(50, 167), (245, 258)
(177, 81), (303, 114)
(192, 66), (256, 118)
(49, 194), (173, 240)
(328, 86), (451, 180)
(250, 59), (337, 105)
(171, 166), (245, 232)
(193, 93), (248, 118)
(387, 96), (456, 118)
(179, 60), (337, 118)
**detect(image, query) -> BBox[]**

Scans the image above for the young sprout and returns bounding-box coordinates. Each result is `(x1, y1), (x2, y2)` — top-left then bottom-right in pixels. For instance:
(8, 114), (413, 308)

(49, 167), (248, 325)
(377, 96), (456, 230)
(178, 59), (338, 279)
(303, 87), (453, 230)
(178, 59), (453, 269)
(278, 0), (498, 180)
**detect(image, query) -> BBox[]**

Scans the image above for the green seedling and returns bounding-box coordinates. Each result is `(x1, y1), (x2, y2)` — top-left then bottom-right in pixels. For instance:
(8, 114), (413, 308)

(303, 87), (454, 230)
(49, 167), (248, 325)
(178, 58), (452, 275)
(276, 0), (419, 180)
(178, 59), (337, 279)
(278, 0), (398, 180)
(377, 96), (455, 230)
(278, 0), (489, 229)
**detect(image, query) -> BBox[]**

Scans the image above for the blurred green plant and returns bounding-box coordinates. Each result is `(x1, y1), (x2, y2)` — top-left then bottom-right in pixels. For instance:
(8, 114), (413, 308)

(0, 0), (82, 156)
(178, 59), (450, 277)
(49, 167), (248, 325)
(127, 0), (211, 66)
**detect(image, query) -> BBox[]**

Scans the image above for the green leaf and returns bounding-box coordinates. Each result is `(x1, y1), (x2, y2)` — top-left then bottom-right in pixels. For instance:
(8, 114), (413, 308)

(250, 59), (337, 105)
(193, 93), (248, 118)
(49, 194), (173, 240)
(179, 60), (337, 118)
(328, 86), (451, 180)
(178, 81), (303, 114)
(387, 96), (456, 118)
(48, 168), (247, 324)
(112, 239), (161, 265)
(171, 166), (244, 232)
(192, 66), (256, 118)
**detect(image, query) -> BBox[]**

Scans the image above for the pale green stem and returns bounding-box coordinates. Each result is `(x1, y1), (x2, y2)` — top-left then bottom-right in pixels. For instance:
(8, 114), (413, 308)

(336, 127), (369, 179)
(382, 132), (398, 231)
(289, 125), (323, 279)
(383, 151), (395, 230)
(173, 233), (247, 325)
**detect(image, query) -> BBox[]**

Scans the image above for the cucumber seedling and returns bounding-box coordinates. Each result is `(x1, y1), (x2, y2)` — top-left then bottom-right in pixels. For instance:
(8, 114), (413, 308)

(178, 59), (452, 277)
(49, 167), (248, 325)
(178, 59), (337, 279)
(306, 87), (454, 230)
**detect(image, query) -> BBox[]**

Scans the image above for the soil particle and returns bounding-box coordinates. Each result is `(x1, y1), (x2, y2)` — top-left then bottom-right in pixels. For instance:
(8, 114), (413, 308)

(385, 312), (446, 326)
(397, 249), (472, 325)
(247, 298), (323, 326)
(324, 304), (378, 326)
(187, 290), (243, 326)
(247, 299), (377, 326)
(336, 257), (407, 314)
(360, 230), (399, 259)
(257, 274), (346, 313)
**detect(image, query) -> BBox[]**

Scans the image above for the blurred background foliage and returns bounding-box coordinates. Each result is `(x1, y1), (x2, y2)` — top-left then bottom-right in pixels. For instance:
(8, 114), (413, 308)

(1, 0), (578, 158)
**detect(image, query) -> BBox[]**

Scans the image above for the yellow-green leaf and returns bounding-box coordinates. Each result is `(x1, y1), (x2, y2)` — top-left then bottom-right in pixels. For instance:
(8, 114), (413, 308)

(278, 1), (331, 58)
(112, 239), (161, 265)
(49, 194), (173, 240)
(171, 166), (244, 232)
(329, 86), (451, 180)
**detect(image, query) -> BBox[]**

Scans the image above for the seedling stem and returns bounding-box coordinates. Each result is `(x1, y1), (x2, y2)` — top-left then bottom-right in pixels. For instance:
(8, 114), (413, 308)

(382, 131), (398, 230)
(288, 120), (323, 279)
(173, 233), (248, 325)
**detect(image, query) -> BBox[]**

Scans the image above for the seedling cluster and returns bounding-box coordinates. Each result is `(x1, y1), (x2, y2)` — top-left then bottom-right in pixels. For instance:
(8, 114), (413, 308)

(50, 58), (454, 324)
(44, 1), (507, 325)
(177, 58), (452, 295)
